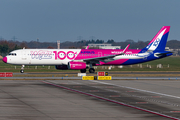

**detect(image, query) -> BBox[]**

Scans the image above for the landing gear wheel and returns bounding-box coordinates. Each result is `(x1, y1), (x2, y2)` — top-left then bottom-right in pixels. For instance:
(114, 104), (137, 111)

(20, 65), (25, 73)
(20, 69), (24, 73)
(89, 68), (95, 73)
(80, 69), (86, 73)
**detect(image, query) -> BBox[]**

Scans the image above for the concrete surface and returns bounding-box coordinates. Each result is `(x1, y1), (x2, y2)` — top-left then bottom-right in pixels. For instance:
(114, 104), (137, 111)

(0, 80), (179, 120)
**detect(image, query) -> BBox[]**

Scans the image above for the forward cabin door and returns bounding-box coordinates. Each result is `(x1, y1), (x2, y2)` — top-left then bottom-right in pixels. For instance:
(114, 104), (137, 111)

(22, 49), (27, 60)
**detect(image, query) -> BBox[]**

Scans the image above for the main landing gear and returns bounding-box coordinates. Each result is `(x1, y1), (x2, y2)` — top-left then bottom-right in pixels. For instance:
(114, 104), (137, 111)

(80, 68), (95, 73)
(80, 69), (86, 73)
(20, 65), (25, 73)
(89, 68), (95, 73)
(88, 64), (95, 73)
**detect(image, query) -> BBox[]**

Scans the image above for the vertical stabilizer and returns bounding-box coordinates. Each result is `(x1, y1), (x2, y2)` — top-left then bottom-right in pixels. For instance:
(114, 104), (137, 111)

(143, 26), (170, 52)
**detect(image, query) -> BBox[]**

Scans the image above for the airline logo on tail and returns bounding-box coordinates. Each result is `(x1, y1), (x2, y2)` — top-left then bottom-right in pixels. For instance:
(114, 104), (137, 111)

(146, 28), (166, 51)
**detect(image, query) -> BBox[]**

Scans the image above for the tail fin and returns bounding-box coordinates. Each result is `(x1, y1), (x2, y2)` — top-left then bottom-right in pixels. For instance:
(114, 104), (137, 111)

(142, 26), (170, 52)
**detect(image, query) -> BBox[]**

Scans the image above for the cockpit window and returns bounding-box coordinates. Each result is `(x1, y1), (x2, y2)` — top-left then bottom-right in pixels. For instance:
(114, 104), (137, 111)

(9, 53), (17, 56)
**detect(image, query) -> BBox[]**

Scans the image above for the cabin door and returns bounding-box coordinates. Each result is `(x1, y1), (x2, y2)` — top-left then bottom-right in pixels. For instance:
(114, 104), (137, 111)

(98, 52), (102, 57)
(22, 50), (27, 60)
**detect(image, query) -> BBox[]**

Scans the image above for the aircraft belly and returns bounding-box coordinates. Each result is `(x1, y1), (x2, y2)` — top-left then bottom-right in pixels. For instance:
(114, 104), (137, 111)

(104, 59), (129, 65)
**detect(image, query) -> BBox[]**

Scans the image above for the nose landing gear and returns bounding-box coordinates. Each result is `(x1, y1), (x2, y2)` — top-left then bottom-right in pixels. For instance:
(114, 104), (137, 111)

(20, 65), (25, 73)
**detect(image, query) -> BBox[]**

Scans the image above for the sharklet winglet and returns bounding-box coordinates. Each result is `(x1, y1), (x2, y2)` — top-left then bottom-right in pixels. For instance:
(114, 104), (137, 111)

(122, 44), (130, 54)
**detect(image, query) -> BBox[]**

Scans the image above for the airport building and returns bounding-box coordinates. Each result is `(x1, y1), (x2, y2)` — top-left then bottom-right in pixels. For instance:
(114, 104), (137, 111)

(87, 44), (121, 49)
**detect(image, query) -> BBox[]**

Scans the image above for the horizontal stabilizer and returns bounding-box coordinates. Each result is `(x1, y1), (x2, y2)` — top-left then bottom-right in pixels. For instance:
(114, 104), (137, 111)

(154, 51), (173, 57)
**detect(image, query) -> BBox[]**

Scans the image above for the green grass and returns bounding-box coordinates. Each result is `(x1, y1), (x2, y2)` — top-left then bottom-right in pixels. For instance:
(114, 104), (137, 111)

(0, 56), (180, 73)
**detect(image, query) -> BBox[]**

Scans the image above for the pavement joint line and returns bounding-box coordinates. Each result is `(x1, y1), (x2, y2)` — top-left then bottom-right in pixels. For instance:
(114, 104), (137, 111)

(0, 82), (53, 120)
(42, 80), (179, 120)
(90, 80), (180, 99)
(89, 83), (180, 107)
(1, 76), (180, 80)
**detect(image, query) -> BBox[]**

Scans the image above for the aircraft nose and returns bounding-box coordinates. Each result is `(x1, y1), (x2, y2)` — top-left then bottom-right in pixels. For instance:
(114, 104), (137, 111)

(2, 57), (7, 63)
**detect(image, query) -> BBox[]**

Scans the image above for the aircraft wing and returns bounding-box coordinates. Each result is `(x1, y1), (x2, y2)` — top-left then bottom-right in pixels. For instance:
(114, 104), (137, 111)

(82, 44), (130, 64)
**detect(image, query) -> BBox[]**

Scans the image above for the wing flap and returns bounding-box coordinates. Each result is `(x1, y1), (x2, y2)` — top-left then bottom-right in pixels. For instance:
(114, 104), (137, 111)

(82, 44), (130, 63)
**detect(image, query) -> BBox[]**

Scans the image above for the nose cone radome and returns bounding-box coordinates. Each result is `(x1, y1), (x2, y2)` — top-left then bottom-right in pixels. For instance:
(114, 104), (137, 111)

(2, 57), (7, 63)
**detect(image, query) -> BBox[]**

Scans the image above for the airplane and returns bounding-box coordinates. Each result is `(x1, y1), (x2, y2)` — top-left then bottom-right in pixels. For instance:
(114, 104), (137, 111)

(2, 26), (172, 73)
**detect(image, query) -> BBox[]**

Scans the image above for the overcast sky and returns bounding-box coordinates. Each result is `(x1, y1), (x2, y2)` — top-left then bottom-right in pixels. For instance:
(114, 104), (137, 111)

(0, 0), (180, 42)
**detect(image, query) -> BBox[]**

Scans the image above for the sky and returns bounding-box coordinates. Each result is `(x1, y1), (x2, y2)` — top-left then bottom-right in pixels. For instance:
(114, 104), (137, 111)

(0, 0), (180, 42)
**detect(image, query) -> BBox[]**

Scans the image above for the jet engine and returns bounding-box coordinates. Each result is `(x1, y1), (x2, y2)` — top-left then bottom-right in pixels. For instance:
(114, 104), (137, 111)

(68, 61), (87, 70)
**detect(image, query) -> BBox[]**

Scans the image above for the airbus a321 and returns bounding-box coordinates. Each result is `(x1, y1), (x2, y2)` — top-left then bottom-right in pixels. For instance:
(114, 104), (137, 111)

(2, 26), (172, 73)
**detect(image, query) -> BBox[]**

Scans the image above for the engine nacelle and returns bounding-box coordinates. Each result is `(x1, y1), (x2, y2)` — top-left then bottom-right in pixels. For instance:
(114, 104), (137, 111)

(55, 65), (68, 70)
(68, 61), (86, 70)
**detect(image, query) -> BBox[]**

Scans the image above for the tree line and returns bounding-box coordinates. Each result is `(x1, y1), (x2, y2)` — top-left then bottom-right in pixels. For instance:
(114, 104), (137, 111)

(0, 39), (180, 56)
